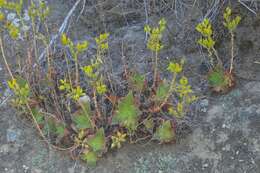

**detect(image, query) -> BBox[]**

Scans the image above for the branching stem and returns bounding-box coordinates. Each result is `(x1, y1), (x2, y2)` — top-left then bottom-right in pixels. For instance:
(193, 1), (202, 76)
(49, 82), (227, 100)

(159, 72), (177, 109)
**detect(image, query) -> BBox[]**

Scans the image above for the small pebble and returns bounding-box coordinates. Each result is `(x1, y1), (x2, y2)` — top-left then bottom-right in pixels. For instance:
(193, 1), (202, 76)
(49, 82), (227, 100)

(78, 95), (90, 104)
(200, 99), (209, 107)
(7, 13), (16, 21)
(203, 163), (209, 168)
(22, 165), (29, 172)
(0, 144), (9, 153)
(6, 129), (18, 143)
(199, 99), (209, 112)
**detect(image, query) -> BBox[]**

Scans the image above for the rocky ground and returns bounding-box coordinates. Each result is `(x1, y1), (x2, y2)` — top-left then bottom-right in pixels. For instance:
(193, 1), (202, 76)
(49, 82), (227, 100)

(0, 0), (260, 173)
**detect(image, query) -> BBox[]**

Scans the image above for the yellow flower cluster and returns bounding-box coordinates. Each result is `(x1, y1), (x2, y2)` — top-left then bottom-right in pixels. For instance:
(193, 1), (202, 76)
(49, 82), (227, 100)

(83, 65), (95, 78)
(111, 131), (127, 149)
(28, 0), (50, 22)
(95, 80), (107, 95)
(168, 75), (197, 118)
(61, 33), (89, 56)
(196, 18), (215, 50)
(71, 86), (85, 101)
(0, 11), (20, 39)
(167, 62), (182, 73)
(144, 18), (166, 52)
(74, 129), (88, 148)
(164, 60), (197, 118)
(0, 12), (4, 21)
(177, 76), (192, 97)
(59, 79), (85, 101)
(7, 78), (30, 106)
(76, 41), (89, 53)
(61, 33), (71, 46)
(0, 0), (23, 15)
(83, 64), (107, 95)
(95, 33), (109, 51)
(223, 7), (241, 32)
(6, 23), (20, 39)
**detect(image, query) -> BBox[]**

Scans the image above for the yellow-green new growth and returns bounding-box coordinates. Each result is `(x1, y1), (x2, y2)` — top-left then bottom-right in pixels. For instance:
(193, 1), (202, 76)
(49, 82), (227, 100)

(76, 41), (89, 53)
(82, 62), (107, 95)
(95, 33), (109, 63)
(95, 80), (107, 95)
(6, 23), (20, 39)
(7, 77), (30, 106)
(169, 75), (196, 118)
(111, 131), (127, 149)
(144, 18), (166, 52)
(0, 11), (4, 21)
(223, 7), (241, 32)
(61, 33), (71, 46)
(0, 10), (20, 39)
(0, 0), (23, 15)
(28, 0), (50, 22)
(95, 33), (109, 50)
(70, 86), (85, 101)
(196, 18), (222, 66)
(196, 18), (215, 50)
(167, 62), (182, 73)
(59, 79), (85, 101)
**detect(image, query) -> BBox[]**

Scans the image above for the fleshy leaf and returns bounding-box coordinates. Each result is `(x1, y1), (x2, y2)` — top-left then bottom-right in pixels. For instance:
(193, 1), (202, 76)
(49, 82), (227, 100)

(155, 81), (170, 101)
(55, 123), (65, 136)
(31, 108), (44, 125)
(44, 118), (65, 137)
(144, 118), (154, 130)
(208, 68), (226, 87)
(129, 73), (145, 91)
(82, 151), (98, 166)
(155, 120), (175, 142)
(16, 76), (28, 88)
(79, 98), (91, 116)
(87, 128), (105, 152)
(73, 111), (92, 129)
(113, 91), (140, 131)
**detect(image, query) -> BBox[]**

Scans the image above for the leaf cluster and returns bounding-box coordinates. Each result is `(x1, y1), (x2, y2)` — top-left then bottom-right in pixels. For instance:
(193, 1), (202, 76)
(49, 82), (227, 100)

(7, 77), (30, 106)
(196, 6), (241, 93)
(196, 18), (215, 51)
(144, 18), (166, 52)
(223, 7), (241, 32)
(61, 33), (89, 59)
(59, 79), (85, 101)
(28, 0), (50, 23)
